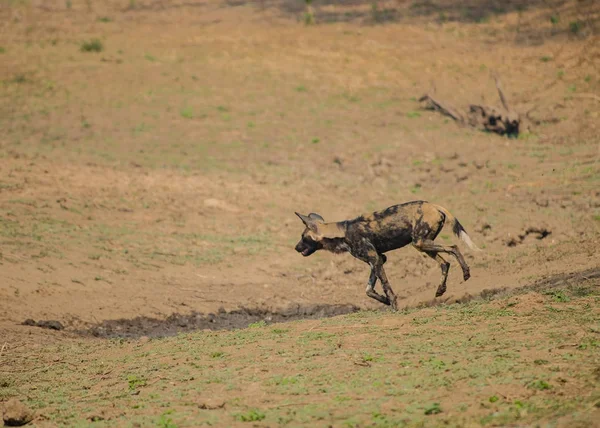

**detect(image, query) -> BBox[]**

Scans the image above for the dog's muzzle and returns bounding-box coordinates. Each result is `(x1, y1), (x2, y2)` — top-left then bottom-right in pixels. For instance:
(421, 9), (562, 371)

(295, 242), (316, 257)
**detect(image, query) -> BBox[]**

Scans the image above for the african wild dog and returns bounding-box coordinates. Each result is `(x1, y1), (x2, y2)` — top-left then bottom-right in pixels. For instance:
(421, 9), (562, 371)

(294, 201), (480, 310)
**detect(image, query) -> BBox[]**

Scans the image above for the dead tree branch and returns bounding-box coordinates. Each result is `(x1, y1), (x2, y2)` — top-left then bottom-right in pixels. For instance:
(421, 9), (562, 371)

(420, 75), (523, 137)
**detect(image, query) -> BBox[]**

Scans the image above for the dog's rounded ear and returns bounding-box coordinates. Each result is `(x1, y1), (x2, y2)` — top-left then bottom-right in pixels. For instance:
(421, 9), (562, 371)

(308, 213), (324, 223)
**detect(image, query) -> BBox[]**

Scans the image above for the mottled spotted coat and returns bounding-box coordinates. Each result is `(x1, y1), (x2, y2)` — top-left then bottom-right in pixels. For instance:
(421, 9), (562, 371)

(294, 201), (479, 310)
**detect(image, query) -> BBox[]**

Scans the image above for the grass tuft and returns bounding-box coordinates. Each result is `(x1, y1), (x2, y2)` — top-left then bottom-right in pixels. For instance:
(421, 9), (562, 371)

(236, 409), (266, 422)
(80, 39), (103, 52)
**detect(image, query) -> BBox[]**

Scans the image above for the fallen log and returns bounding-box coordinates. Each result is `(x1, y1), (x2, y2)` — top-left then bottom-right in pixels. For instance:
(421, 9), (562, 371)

(419, 75), (522, 137)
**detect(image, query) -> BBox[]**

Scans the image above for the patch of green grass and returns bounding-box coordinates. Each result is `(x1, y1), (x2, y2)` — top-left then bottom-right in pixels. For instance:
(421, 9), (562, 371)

(550, 15), (559, 24)
(270, 375), (300, 386)
(424, 402), (442, 415)
(303, 10), (315, 25)
(133, 122), (151, 134)
(180, 107), (194, 119)
(157, 412), (177, 428)
(127, 374), (146, 391)
(311, 137), (320, 144)
(577, 338), (599, 350)
(144, 53), (156, 62)
(540, 55), (552, 62)
(10, 74), (29, 84)
(97, 16), (112, 22)
(569, 20), (583, 34)
(528, 380), (551, 391)
(544, 289), (571, 303)
(0, 46), (5, 54)
(235, 409), (265, 422)
(295, 85), (308, 92)
(80, 39), (103, 53)
(248, 320), (267, 329)
(406, 111), (421, 118)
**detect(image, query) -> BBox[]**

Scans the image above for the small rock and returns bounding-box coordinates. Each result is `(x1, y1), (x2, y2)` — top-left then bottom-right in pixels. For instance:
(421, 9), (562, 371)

(3, 399), (35, 426)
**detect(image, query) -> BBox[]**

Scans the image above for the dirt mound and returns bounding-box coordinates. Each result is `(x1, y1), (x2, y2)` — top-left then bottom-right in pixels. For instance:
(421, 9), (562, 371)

(81, 303), (360, 338)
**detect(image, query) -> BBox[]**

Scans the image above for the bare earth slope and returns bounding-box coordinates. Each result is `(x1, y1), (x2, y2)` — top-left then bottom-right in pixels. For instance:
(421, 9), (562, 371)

(0, 0), (599, 424)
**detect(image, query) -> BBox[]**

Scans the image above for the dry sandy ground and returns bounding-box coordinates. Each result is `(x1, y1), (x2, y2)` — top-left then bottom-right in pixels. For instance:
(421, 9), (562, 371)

(0, 0), (599, 340)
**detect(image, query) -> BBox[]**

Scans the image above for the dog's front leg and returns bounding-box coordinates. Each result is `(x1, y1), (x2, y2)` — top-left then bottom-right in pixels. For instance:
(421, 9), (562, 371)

(372, 259), (398, 310)
(366, 267), (390, 305)
(353, 242), (396, 308)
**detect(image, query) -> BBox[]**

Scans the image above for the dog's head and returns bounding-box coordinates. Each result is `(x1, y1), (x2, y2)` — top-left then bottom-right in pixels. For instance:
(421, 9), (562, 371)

(294, 212), (325, 257)
(294, 212), (346, 257)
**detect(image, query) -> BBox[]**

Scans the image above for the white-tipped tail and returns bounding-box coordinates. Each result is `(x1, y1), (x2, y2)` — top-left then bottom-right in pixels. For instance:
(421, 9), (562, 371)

(459, 230), (481, 251)
(432, 203), (482, 252)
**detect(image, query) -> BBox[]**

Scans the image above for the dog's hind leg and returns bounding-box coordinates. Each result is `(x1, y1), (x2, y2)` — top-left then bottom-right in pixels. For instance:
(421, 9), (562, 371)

(413, 239), (470, 282)
(425, 251), (450, 297)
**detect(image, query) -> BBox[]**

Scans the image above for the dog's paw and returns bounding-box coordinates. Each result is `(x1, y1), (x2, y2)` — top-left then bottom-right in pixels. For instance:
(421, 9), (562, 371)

(463, 270), (471, 281)
(435, 286), (447, 297)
